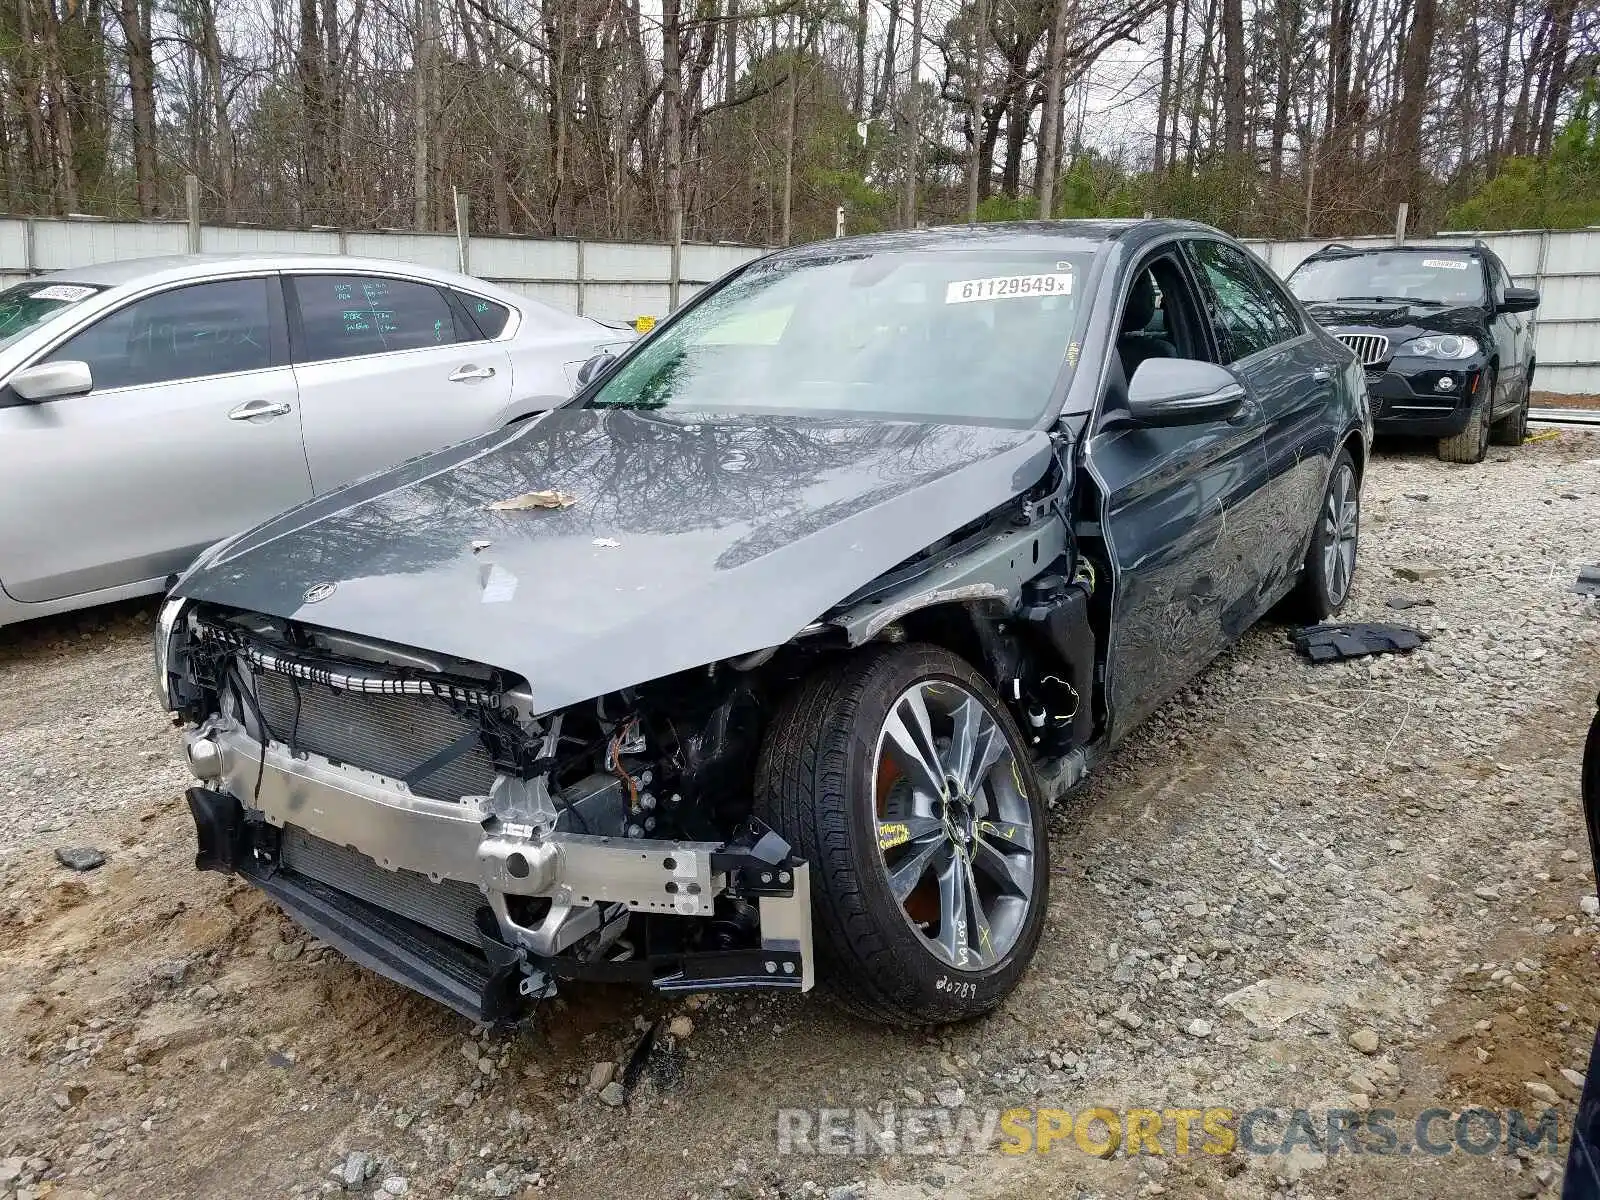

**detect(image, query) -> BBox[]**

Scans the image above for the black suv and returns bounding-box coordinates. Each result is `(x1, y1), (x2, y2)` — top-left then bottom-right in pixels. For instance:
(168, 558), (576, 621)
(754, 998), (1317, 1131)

(1286, 243), (1539, 463)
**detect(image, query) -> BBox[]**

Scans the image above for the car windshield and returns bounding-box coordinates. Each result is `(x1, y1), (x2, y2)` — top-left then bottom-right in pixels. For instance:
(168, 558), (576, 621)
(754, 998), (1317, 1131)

(1288, 251), (1486, 307)
(586, 249), (1094, 427)
(0, 280), (103, 351)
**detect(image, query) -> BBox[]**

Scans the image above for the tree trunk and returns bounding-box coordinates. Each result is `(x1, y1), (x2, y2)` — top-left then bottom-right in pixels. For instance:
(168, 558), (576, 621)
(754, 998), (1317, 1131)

(1391, 0), (1435, 209)
(298, 0), (328, 224)
(198, 0), (235, 223)
(853, 0), (869, 113)
(780, 17), (799, 245)
(901, 0), (922, 228)
(965, 0), (987, 220)
(872, 0), (899, 120)
(1487, 0), (1515, 172)
(1533, 0), (1572, 154)
(1267, 0), (1295, 189)
(1037, 0), (1071, 217)
(1168, 0), (1190, 171)
(1219, 0), (1245, 158)
(413, 0), (434, 231)
(1154, 0), (1176, 170)
(723, 0), (738, 105)
(663, 0), (685, 303)
(1186, 0), (1216, 172)
(120, 0), (158, 216)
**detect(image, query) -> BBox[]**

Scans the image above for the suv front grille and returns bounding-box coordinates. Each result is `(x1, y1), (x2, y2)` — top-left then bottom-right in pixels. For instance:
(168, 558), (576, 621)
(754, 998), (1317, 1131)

(253, 670), (496, 803)
(1336, 333), (1390, 366)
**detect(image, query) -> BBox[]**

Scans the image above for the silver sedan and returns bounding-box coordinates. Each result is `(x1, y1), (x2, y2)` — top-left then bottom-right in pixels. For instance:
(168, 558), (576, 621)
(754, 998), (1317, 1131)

(0, 254), (631, 626)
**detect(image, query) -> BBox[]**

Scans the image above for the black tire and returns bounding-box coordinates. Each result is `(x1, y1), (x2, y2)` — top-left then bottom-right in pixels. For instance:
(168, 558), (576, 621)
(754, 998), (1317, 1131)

(1438, 369), (1493, 463)
(753, 644), (1049, 1026)
(1490, 376), (1530, 446)
(1286, 447), (1360, 622)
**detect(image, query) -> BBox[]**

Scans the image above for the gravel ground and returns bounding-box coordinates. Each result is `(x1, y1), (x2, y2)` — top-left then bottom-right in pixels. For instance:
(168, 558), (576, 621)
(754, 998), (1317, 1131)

(2, 433), (1599, 1200)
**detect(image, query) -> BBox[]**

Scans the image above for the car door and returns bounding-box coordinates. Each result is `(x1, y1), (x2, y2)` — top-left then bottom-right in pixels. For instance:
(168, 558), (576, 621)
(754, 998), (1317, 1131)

(0, 275), (311, 604)
(286, 272), (515, 490)
(1486, 256), (1524, 413)
(1188, 237), (1337, 600)
(1084, 244), (1273, 742)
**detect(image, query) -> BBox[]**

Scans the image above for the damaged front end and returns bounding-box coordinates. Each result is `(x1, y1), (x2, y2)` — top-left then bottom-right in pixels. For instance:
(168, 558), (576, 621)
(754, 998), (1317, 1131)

(159, 601), (812, 1024)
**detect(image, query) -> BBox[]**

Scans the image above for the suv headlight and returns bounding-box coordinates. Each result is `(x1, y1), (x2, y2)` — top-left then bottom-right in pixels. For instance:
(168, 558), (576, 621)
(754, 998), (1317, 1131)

(1398, 334), (1479, 360)
(153, 595), (190, 710)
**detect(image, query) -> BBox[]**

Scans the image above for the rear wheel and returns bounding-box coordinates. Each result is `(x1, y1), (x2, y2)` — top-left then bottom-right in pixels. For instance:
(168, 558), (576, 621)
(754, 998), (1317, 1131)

(1491, 375), (1530, 446)
(1287, 448), (1360, 622)
(1438, 369), (1493, 463)
(754, 645), (1048, 1025)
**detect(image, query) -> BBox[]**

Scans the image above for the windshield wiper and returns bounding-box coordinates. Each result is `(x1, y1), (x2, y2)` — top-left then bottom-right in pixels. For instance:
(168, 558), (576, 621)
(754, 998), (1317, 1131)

(1312, 295), (1447, 307)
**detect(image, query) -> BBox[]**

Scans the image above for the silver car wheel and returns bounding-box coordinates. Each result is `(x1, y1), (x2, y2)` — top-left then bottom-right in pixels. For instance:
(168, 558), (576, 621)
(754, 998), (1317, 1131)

(872, 679), (1035, 972)
(1320, 462), (1360, 606)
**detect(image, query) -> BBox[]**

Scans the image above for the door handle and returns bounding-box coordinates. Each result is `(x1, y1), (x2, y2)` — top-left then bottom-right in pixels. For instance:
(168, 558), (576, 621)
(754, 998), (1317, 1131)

(449, 365), (497, 383)
(228, 399), (292, 420)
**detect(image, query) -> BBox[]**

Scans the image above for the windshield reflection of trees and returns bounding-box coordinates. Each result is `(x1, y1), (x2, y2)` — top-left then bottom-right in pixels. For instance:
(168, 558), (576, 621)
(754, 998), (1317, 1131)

(231, 409), (1008, 598)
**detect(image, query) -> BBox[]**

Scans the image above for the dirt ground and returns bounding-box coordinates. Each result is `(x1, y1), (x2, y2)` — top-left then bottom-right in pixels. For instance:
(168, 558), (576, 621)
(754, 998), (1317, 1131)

(3, 434), (1600, 1200)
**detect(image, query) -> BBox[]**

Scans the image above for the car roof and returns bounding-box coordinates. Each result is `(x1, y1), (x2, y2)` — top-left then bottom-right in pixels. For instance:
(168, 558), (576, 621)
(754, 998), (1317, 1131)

(38, 253), (519, 297)
(776, 218), (1225, 259)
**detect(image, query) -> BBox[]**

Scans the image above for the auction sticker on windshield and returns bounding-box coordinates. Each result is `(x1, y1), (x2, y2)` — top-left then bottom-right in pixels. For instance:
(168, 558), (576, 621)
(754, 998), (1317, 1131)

(32, 284), (97, 302)
(946, 273), (1073, 304)
(1421, 259), (1471, 270)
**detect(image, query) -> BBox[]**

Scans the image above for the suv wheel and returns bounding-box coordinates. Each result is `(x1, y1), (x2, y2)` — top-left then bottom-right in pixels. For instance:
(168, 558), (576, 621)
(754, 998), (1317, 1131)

(1438, 369), (1493, 464)
(1491, 378), (1530, 446)
(755, 644), (1049, 1025)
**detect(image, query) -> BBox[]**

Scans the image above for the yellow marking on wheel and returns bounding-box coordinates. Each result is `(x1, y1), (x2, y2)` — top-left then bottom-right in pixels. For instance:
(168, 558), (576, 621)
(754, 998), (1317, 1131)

(879, 821), (911, 851)
(1011, 760), (1029, 799)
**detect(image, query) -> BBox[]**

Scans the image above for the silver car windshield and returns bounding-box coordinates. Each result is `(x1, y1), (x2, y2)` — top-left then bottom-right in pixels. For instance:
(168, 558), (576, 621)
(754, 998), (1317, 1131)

(1288, 252), (1487, 307)
(0, 280), (104, 351)
(588, 250), (1093, 427)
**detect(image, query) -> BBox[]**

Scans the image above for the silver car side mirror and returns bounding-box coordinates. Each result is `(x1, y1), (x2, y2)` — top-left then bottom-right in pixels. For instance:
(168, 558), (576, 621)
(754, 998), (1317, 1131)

(9, 359), (93, 403)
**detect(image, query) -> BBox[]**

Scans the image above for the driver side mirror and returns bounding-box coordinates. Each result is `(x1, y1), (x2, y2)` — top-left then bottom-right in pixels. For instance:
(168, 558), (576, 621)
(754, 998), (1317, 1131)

(575, 351), (617, 389)
(1127, 358), (1246, 425)
(5, 359), (93, 405)
(1499, 286), (1539, 314)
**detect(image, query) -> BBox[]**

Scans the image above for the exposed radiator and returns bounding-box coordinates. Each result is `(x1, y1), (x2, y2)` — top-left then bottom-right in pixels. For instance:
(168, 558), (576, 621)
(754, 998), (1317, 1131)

(1336, 333), (1391, 366)
(280, 825), (487, 947)
(252, 670), (496, 803)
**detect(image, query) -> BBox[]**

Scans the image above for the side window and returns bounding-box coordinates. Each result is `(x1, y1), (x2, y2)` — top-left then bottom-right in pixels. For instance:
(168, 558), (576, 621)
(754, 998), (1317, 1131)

(1248, 260), (1303, 343)
(453, 291), (511, 339)
(44, 278), (272, 391)
(1489, 258), (1509, 307)
(291, 275), (457, 363)
(1190, 240), (1294, 364)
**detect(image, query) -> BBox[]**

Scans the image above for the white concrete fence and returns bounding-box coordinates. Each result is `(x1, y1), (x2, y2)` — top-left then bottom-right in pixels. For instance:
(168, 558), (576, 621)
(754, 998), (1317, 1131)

(0, 215), (763, 327)
(1, 214), (1593, 395)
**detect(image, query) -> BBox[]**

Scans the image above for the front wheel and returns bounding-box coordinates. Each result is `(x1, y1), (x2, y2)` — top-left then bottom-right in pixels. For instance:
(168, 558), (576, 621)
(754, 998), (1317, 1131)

(754, 645), (1049, 1025)
(1438, 369), (1493, 463)
(1287, 447), (1360, 622)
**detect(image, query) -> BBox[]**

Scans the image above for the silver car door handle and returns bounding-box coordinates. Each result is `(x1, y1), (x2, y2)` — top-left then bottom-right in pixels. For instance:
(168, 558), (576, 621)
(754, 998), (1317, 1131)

(227, 399), (292, 420)
(449, 365), (497, 383)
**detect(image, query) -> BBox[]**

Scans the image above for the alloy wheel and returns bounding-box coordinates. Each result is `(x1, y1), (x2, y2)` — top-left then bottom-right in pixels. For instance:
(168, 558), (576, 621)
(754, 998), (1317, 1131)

(872, 680), (1036, 972)
(1320, 462), (1359, 606)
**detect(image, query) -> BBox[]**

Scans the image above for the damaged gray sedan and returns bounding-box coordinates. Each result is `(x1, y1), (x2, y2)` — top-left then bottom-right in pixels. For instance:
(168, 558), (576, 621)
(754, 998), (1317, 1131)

(157, 220), (1370, 1026)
